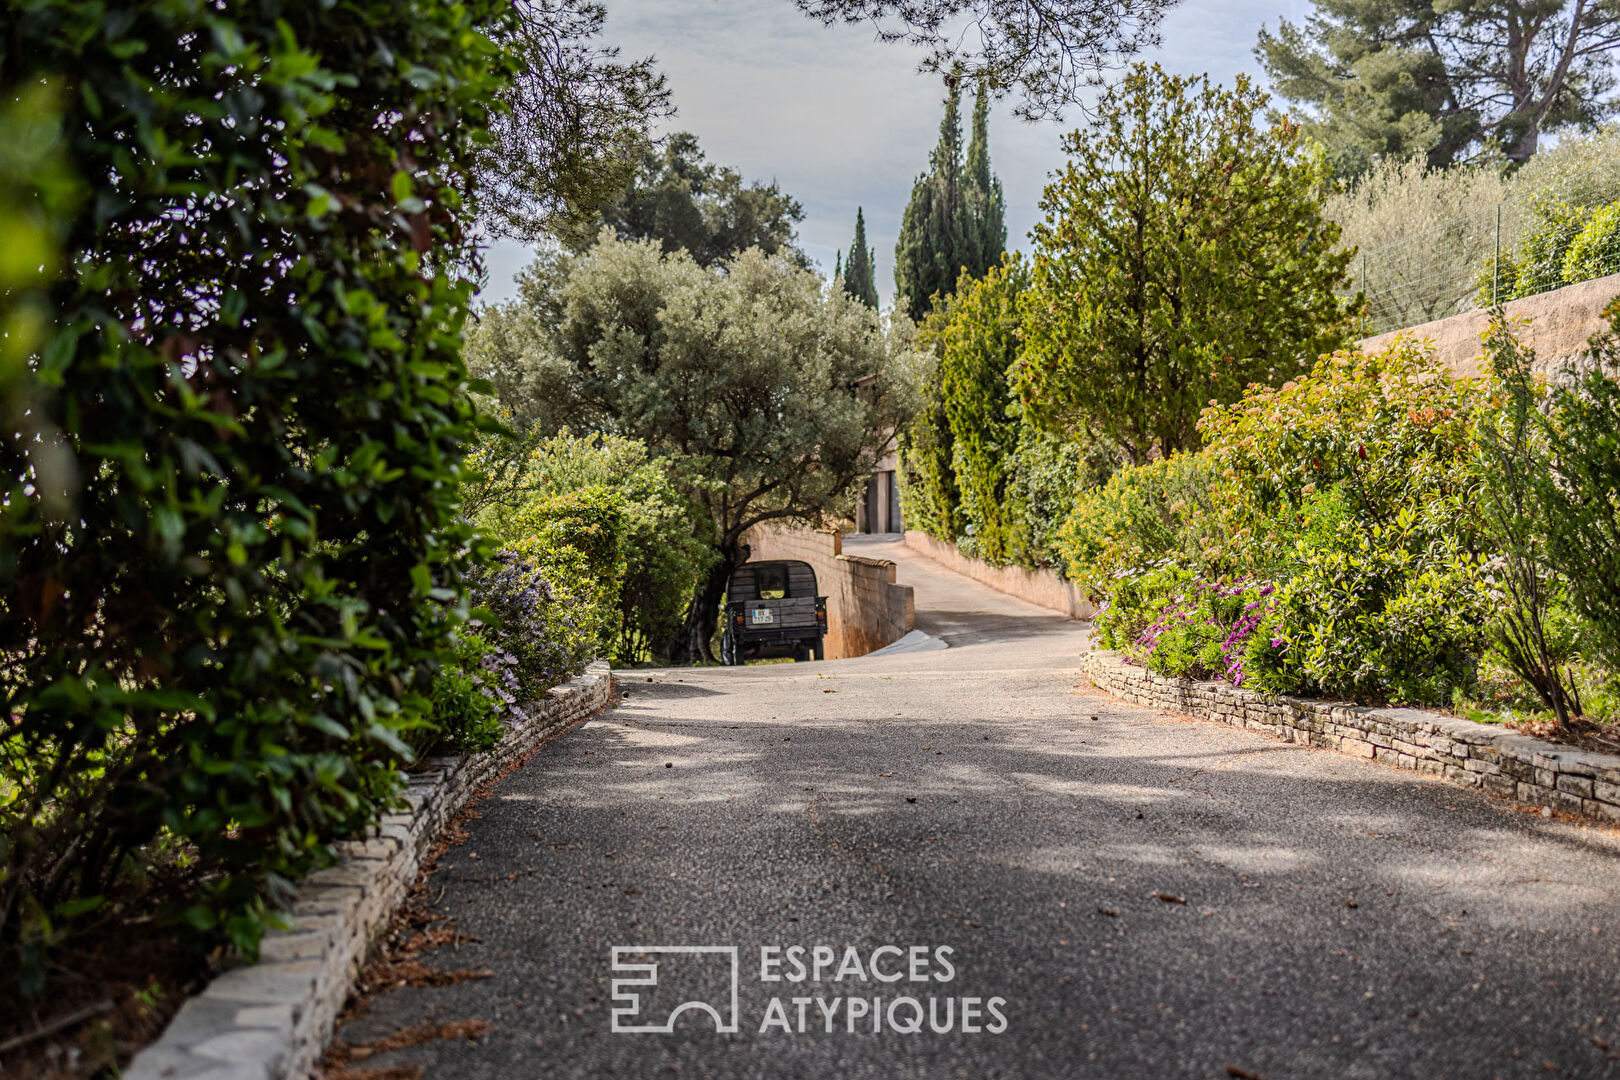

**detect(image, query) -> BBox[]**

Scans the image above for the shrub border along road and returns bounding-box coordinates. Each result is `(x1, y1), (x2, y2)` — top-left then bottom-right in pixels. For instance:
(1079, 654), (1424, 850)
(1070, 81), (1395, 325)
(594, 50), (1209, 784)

(124, 662), (612, 1080)
(1081, 650), (1620, 821)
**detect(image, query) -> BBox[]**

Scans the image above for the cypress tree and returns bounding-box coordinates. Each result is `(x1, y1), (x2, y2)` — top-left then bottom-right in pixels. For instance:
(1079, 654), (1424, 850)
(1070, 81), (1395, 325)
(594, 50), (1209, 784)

(964, 88), (1007, 279)
(843, 207), (879, 308)
(893, 82), (1006, 323)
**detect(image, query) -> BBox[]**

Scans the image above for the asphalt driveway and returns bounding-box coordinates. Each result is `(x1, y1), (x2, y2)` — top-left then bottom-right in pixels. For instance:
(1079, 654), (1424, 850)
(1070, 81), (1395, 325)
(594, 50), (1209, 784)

(329, 538), (1620, 1080)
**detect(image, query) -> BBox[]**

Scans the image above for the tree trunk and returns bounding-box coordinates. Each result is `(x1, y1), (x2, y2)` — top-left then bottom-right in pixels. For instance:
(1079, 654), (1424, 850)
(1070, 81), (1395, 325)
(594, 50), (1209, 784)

(670, 549), (741, 665)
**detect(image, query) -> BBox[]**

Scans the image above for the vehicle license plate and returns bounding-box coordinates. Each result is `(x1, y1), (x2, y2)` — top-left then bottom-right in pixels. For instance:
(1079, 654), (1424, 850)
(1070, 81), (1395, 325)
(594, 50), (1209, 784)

(749, 608), (775, 625)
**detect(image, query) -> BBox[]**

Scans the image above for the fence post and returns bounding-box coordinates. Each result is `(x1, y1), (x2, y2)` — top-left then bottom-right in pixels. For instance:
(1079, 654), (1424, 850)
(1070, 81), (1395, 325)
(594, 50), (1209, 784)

(1493, 203), (1502, 306)
(1360, 252), (1368, 335)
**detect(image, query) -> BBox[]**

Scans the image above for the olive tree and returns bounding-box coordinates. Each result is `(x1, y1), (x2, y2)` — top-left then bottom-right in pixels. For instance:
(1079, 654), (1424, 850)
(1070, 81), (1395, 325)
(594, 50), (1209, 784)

(475, 236), (923, 662)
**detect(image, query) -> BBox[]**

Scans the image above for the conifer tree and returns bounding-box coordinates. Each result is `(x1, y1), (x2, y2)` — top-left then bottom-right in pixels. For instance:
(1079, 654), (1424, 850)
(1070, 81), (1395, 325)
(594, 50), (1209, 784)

(843, 207), (879, 308)
(964, 89), (1007, 278)
(893, 82), (1006, 323)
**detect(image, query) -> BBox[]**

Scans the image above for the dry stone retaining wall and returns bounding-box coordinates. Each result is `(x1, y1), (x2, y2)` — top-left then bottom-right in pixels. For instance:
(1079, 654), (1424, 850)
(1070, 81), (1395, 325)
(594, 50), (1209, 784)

(1082, 650), (1620, 822)
(124, 661), (612, 1080)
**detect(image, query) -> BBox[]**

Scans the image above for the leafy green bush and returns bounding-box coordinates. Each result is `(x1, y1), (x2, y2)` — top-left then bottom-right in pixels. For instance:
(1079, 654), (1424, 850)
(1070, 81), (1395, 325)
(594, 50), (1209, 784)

(1198, 337), (1487, 572)
(908, 255), (1120, 571)
(1499, 201), (1593, 299)
(1093, 566), (1195, 650)
(420, 630), (511, 758)
(1095, 568), (1277, 686)
(1055, 452), (1220, 601)
(1006, 422), (1115, 570)
(1483, 197), (1620, 304)
(472, 431), (710, 663)
(1562, 203), (1620, 286)
(897, 305), (966, 544)
(1141, 580), (1275, 685)
(1089, 338), (1495, 707)
(500, 488), (625, 655)
(1479, 304), (1620, 694)
(0, 0), (512, 986)
(1246, 494), (1491, 704)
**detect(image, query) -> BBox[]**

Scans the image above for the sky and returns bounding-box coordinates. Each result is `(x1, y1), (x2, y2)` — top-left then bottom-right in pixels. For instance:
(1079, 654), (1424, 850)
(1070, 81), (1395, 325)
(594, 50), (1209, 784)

(480, 0), (1317, 308)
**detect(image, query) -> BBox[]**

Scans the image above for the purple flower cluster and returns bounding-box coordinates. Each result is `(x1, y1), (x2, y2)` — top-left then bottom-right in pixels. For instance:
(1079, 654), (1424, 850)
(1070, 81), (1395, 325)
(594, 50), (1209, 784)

(1134, 578), (1277, 687)
(468, 550), (592, 700)
(464, 627), (521, 717)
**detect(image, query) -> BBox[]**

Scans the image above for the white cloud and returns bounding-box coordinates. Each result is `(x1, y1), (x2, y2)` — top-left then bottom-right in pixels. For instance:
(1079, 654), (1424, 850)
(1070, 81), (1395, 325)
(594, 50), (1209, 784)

(480, 0), (1316, 308)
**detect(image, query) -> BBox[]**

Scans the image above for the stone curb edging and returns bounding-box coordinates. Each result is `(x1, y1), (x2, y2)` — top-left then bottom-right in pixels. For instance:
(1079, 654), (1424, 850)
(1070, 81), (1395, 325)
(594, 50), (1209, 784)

(124, 660), (613, 1080)
(1080, 650), (1620, 822)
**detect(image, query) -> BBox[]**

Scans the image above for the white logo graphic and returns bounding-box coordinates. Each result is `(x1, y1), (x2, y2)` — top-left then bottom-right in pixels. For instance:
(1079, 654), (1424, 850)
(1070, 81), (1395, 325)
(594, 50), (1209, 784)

(610, 946), (740, 1033)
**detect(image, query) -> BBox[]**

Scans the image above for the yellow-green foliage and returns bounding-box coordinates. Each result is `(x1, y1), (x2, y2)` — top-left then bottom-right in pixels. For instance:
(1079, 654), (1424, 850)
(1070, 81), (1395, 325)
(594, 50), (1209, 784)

(1562, 203), (1620, 285)
(1055, 452), (1219, 601)
(493, 486), (626, 654)
(473, 431), (714, 664)
(940, 258), (1028, 566)
(1198, 336), (1489, 567)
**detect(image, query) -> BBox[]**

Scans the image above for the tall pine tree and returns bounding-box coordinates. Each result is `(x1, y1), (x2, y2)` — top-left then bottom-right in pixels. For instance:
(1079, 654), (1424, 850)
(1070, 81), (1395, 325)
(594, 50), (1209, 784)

(843, 207), (879, 308)
(894, 82), (1006, 323)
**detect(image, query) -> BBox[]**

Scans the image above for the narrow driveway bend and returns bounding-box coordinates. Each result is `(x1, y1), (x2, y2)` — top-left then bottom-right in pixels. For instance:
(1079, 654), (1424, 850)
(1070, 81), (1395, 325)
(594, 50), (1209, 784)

(333, 536), (1620, 1079)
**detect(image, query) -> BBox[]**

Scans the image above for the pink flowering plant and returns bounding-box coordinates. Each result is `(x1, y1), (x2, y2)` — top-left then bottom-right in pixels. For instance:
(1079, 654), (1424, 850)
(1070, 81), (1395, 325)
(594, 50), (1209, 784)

(1118, 574), (1278, 686)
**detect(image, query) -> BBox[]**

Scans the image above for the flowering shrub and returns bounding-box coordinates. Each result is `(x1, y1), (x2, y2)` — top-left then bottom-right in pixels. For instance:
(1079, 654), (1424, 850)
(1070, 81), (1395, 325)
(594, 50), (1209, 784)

(1092, 339), (1497, 707)
(419, 630), (515, 756)
(1246, 507), (1491, 703)
(411, 549), (595, 760)
(489, 486), (626, 656)
(1198, 337), (1488, 574)
(1103, 574), (1276, 686)
(467, 550), (597, 701)
(470, 432), (713, 664)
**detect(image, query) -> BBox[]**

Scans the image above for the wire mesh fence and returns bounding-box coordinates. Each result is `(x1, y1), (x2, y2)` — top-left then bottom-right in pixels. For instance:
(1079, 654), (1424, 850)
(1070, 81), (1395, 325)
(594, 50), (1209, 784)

(1354, 156), (1620, 337)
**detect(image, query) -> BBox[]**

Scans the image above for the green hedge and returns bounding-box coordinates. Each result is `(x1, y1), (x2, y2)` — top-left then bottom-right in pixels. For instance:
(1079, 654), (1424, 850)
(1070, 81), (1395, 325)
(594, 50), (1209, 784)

(471, 431), (711, 664)
(0, 0), (514, 989)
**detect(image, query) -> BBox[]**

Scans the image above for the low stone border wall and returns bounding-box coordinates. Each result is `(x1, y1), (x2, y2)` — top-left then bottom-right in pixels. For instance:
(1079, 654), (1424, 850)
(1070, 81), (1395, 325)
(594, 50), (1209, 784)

(125, 661), (612, 1080)
(902, 530), (1096, 620)
(1081, 650), (1620, 822)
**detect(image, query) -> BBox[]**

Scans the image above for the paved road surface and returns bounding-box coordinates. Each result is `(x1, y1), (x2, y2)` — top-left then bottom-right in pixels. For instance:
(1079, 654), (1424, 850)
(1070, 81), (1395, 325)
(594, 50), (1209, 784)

(333, 535), (1620, 1079)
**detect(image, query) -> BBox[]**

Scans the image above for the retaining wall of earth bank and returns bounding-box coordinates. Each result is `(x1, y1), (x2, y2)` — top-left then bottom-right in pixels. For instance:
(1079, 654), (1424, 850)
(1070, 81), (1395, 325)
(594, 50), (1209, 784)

(902, 530), (1096, 620)
(746, 526), (914, 659)
(1081, 650), (1620, 822)
(1357, 270), (1620, 377)
(124, 661), (613, 1080)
